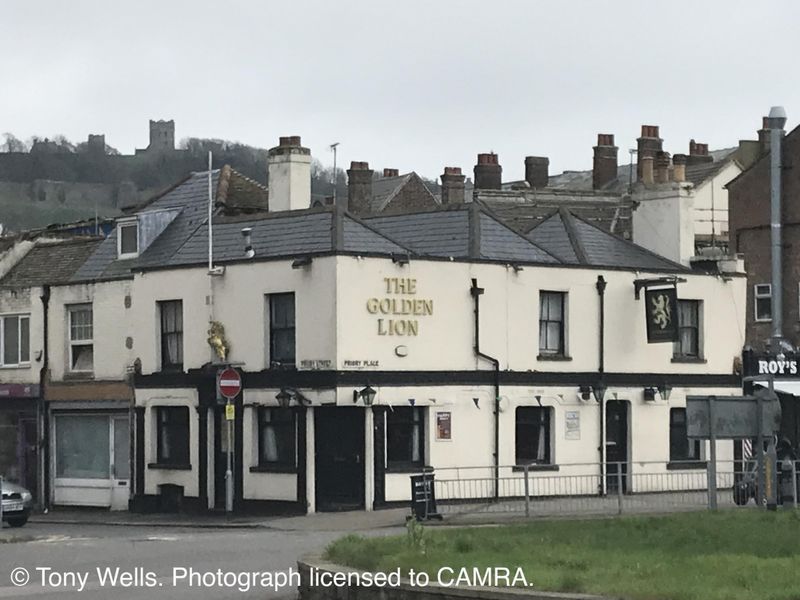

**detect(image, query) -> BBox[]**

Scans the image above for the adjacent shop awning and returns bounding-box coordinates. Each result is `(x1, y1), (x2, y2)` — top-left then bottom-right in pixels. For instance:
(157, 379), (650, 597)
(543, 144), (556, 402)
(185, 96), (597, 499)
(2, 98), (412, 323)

(756, 381), (800, 396)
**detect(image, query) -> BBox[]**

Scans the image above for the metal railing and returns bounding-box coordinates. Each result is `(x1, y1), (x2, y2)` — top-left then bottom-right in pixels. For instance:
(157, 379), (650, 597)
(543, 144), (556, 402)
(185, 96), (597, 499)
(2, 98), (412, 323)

(416, 460), (800, 519)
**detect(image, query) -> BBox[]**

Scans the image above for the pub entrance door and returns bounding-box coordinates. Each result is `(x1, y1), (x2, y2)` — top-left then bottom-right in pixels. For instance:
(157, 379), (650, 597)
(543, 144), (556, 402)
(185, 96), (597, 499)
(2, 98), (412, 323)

(606, 400), (629, 493)
(315, 407), (364, 511)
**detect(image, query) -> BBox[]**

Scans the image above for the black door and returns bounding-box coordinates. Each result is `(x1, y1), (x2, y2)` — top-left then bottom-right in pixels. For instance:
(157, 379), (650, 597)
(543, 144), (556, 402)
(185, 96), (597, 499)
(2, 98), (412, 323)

(19, 418), (38, 500)
(213, 407), (232, 511)
(315, 407), (364, 511)
(606, 400), (629, 493)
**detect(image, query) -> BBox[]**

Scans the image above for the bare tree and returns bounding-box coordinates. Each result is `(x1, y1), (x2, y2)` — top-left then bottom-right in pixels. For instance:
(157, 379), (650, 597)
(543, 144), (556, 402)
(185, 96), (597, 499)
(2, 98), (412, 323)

(1, 133), (28, 153)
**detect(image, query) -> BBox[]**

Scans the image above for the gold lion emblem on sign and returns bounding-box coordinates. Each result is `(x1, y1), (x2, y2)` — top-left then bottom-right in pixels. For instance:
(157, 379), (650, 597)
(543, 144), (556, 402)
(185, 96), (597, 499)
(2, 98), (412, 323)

(650, 293), (671, 330)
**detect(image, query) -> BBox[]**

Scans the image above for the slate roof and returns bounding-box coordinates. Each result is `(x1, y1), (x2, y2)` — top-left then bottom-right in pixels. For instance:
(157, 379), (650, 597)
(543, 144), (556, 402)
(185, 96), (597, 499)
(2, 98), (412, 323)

(370, 172), (438, 212)
(56, 164), (689, 281)
(72, 170), (220, 282)
(365, 209), (470, 257)
(480, 191), (633, 238)
(365, 203), (559, 264)
(1, 238), (102, 287)
(148, 209), (410, 268)
(528, 209), (687, 271)
(685, 159), (731, 187)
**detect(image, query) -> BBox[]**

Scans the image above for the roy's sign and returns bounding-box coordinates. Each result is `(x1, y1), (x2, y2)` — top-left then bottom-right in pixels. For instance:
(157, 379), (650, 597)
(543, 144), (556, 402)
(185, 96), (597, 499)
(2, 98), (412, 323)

(757, 359), (799, 376)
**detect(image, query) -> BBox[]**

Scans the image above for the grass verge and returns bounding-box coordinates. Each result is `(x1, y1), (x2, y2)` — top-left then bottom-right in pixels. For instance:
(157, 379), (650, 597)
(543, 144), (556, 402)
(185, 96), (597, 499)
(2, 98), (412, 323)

(325, 510), (800, 600)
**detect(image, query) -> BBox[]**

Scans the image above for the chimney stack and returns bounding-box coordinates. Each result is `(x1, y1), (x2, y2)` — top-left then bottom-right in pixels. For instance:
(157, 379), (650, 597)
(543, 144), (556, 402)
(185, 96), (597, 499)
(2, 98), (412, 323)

(524, 156), (549, 189)
(757, 117), (771, 154)
(441, 167), (466, 205)
(636, 125), (663, 180)
(592, 134), (618, 190)
(686, 139), (713, 166)
(347, 161), (374, 215)
(641, 156), (655, 185)
(672, 153), (687, 183)
(474, 153), (502, 190)
(655, 151), (671, 184)
(267, 136), (311, 212)
(383, 168), (399, 178)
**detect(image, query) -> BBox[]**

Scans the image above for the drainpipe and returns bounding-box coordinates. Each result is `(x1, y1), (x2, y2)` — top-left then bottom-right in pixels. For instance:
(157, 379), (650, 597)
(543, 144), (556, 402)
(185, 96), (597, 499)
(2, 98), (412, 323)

(768, 106), (787, 351)
(39, 285), (50, 510)
(595, 276), (606, 495)
(470, 278), (500, 500)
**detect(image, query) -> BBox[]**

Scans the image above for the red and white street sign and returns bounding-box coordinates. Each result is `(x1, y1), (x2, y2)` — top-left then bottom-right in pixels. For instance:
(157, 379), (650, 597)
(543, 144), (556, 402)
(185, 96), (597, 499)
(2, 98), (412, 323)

(218, 367), (242, 400)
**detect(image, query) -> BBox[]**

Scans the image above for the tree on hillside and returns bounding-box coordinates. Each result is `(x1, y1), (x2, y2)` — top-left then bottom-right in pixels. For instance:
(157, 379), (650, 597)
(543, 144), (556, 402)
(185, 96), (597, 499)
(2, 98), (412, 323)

(1, 133), (28, 153)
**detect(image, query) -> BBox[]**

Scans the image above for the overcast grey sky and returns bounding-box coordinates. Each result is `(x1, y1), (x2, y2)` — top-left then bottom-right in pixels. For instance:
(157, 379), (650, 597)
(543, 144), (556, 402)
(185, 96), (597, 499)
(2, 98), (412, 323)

(4, 0), (800, 181)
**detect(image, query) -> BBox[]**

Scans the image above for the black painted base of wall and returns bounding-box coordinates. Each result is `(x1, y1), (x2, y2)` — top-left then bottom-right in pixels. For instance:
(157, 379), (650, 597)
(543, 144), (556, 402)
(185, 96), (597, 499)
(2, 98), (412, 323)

(129, 494), (305, 517)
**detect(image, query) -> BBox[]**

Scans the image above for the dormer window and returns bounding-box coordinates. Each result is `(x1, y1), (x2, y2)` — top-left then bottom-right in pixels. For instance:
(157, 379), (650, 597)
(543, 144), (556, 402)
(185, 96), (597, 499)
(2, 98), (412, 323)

(117, 219), (139, 259)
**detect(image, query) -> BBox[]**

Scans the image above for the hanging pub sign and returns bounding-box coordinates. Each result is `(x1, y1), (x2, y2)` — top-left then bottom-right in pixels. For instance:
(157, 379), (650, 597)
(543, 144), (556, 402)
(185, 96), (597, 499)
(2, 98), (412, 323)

(645, 287), (678, 343)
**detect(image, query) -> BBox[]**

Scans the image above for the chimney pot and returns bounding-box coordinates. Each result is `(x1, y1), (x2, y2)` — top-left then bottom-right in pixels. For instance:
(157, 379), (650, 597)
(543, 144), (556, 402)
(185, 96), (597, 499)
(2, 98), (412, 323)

(686, 139), (713, 165)
(347, 161), (374, 214)
(383, 168), (399, 178)
(672, 154), (687, 182)
(593, 133), (618, 190)
(267, 135), (311, 212)
(474, 153), (502, 190)
(441, 166), (466, 205)
(637, 124), (663, 180)
(655, 151), (671, 183)
(641, 156), (655, 185)
(279, 135), (302, 147)
(524, 156), (549, 189)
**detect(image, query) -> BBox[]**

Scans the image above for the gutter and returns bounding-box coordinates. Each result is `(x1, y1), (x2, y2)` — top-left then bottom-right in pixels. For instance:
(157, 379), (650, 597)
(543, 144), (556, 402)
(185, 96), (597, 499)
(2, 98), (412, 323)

(39, 284), (50, 510)
(596, 275), (606, 495)
(470, 278), (501, 500)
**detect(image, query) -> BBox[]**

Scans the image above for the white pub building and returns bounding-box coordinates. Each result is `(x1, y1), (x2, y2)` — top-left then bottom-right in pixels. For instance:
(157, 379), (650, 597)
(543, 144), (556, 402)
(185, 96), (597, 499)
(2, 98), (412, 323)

(1, 136), (747, 514)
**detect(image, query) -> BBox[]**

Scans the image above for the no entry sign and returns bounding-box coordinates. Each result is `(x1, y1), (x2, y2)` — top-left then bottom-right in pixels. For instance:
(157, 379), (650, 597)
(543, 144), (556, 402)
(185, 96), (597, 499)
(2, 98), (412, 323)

(218, 367), (242, 400)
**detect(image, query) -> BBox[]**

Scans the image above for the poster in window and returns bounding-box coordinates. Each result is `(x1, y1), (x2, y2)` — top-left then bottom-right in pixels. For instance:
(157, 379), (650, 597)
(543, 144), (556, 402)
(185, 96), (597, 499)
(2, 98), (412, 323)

(436, 411), (452, 441)
(645, 287), (679, 343)
(565, 410), (580, 440)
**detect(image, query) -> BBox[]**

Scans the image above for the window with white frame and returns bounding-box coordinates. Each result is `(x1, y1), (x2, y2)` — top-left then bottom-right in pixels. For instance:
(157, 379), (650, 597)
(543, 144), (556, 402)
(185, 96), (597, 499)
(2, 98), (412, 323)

(1, 314), (30, 367)
(669, 408), (702, 465)
(539, 291), (566, 356)
(267, 293), (295, 368)
(674, 300), (702, 359)
(386, 407), (425, 470)
(117, 220), (139, 259)
(257, 407), (297, 470)
(515, 406), (552, 465)
(68, 304), (93, 372)
(755, 284), (772, 322)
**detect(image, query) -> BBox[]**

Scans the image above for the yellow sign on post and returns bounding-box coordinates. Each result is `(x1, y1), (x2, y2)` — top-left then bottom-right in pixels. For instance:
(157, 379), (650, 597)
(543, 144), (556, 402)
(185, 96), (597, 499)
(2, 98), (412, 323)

(225, 403), (235, 421)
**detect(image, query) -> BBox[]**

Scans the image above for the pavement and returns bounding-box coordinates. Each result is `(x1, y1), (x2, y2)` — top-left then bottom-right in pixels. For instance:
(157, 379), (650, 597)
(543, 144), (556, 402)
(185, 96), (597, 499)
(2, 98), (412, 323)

(26, 506), (412, 531)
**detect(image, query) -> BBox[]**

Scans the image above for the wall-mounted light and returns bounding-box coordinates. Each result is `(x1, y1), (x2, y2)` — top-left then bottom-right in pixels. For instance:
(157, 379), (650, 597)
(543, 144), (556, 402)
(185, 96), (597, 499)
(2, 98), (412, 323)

(276, 387), (312, 408)
(291, 256), (312, 269)
(579, 385), (592, 401)
(592, 381), (607, 404)
(276, 388), (292, 408)
(353, 385), (377, 406)
(391, 253), (410, 265)
(643, 387), (657, 402)
(658, 383), (672, 401)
